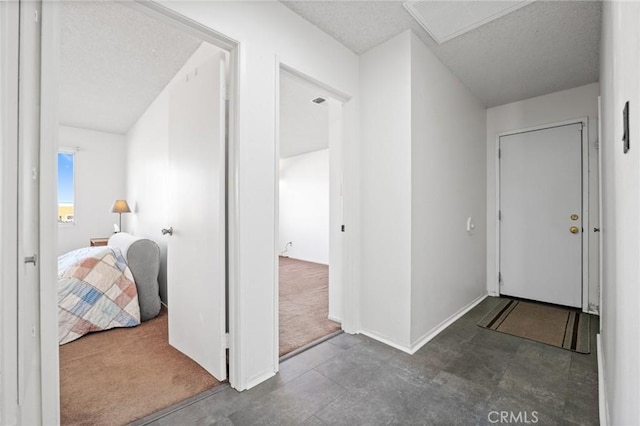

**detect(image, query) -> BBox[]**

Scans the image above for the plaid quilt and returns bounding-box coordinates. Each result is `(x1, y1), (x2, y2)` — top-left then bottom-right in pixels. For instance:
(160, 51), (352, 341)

(58, 247), (141, 345)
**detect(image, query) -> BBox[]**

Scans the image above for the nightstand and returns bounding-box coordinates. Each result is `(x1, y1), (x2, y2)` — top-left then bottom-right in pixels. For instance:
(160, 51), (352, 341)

(90, 238), (109, 247)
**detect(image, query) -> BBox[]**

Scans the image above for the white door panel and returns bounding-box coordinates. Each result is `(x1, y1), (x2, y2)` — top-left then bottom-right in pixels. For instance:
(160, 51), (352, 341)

(500, 123), (583, 307)
(167, 54), (227, 380)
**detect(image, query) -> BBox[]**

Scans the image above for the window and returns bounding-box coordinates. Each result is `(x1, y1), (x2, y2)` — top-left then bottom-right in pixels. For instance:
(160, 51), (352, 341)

(57, 151), (75, 224)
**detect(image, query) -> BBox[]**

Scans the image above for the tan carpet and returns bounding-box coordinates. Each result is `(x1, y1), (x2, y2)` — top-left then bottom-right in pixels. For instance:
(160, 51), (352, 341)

(59, 307), (221, 425)
(279, 257), (341, 357)
(478, 298), (590, 353)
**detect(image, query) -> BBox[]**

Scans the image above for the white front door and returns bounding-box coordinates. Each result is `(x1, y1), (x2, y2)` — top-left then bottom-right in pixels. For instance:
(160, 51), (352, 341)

(166, 54), (227, 380)
(500, 123), (583, 308)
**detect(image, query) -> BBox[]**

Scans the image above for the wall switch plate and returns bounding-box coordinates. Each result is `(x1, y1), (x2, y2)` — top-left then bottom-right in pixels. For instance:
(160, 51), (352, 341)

(623, 101), (630, 154)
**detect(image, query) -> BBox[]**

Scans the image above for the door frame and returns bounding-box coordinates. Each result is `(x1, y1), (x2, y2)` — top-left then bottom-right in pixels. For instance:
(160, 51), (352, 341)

(0, 1), (20, 423)
(37, 2), (242, 423)
(597, 96), (604, 330)
(125, 0), (242, 389)
(273, 61), (351, 366)
(494, 117), (590, 312)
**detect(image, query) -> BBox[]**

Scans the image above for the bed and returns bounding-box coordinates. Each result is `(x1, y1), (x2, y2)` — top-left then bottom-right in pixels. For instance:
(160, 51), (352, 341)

(57, 233), (161, 344)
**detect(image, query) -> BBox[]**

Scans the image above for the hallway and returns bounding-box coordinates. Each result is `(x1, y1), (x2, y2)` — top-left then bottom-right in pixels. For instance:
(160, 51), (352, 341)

(135, 297), (598, 425)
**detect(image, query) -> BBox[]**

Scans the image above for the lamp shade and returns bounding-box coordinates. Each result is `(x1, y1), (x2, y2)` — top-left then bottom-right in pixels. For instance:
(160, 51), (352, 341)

(111, 199), (131, 214)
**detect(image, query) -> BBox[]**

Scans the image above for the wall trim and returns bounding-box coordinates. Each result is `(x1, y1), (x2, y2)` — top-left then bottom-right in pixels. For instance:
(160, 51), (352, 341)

(358, 294), (488, 355)
(0, 1), (20, 423)
(597, 334), (609, 426)
(409, 294), (488, 354)
(40, 2), (61, 423)
(244, 369), (276, 391)
(328, 315), (343, 323)
(358, 329), (412, 354)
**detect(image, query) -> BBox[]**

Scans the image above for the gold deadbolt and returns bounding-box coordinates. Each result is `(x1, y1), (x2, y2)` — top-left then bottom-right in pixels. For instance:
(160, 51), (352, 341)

(571, 214), (579, 221)
(570, 226), (580, 234)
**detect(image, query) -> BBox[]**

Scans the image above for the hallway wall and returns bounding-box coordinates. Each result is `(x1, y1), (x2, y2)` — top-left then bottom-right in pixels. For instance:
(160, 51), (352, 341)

(359, 31), (487, 351)
(599, 2), (640, 424)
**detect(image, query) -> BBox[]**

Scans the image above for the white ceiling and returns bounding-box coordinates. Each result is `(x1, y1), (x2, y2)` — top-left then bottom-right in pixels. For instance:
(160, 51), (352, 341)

(59, 1), (602, 135)
(281, 1), (602, 107)
(280, 72), (330, 159)
(404, 1), (531, 44)
(59, 1), (203, 134)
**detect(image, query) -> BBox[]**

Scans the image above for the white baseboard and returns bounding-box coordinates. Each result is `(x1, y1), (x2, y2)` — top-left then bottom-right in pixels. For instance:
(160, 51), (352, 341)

(358, 329), (413, 354)
(328, 315), (343, 323)
(242, 369), (276, 391)
(597, 334), (609, 426)
(358, 294), (489, 356)
(409, 294), (488, 354)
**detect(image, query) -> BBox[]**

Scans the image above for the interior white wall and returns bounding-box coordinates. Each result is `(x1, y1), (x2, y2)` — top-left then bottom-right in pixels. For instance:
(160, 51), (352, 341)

(141, 1), (360, 390)
(599, 2), (640, 424)
(359, 31), (413, 348)
(57, 125), (126, 256)
(409, 32), (487, 344)
(126, 43), (222, 303)
(486, 83), (601, 312)
(279, 149), (329, 264)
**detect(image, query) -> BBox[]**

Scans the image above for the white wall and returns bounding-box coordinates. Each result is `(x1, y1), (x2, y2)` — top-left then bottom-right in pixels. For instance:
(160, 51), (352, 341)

(486, 83), (601, 312)
(57, 125), (126, 255)
(279, 149), (329, 264)
(410, 32), (487, 345)
(126, 43), (222, 303)
(599, 2), (640, 424)
(359, 31), (413, 348)
(136, 2), (361, 390)
(359, 31), (486, 351)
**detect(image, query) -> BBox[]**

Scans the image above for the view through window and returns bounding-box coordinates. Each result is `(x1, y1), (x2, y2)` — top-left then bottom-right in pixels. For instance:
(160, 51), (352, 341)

(58, 151), (75, 224)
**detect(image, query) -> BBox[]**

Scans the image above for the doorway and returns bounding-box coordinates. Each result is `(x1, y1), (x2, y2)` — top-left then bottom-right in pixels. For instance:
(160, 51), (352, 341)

(36, 1), (239, 423)
(276, 69), (344, 358)
(498, 120), (589, 308)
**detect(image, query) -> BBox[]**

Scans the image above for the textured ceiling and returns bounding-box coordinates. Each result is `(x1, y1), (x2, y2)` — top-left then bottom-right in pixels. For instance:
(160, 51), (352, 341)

(404, 1), (530, 44)
(281, 1), (602, 107)
(280, 72), (330, 159)
(59, 1), (203, 134)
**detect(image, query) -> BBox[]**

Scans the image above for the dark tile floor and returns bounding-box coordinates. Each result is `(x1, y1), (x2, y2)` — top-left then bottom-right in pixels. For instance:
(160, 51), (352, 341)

(137, 297), (599, 426)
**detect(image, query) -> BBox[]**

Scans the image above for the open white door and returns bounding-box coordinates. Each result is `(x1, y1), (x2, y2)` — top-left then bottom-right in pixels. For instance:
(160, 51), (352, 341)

(165, 54), (227, 380)
(500, 123), (583, 308)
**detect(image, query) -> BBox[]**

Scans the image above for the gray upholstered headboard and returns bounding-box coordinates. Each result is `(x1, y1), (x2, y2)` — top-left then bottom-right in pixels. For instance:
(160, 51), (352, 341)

(108, 232), (161, 321)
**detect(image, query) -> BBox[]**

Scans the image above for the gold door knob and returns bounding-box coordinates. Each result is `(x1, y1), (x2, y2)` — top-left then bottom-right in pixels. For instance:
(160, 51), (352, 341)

(570, 226), (580, 234)
(571, 214), (579, 221)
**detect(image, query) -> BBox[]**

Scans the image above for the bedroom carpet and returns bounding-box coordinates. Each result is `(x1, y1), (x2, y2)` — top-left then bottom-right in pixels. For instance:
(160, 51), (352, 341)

(478, 298), (590, 353)
(279, 257), (341, 357)
(59, 306), (221, 426)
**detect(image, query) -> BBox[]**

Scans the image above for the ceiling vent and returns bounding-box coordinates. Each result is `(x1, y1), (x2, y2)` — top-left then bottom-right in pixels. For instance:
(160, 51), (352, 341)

(311, 97), (326, 104)
(403, 0), (532, 44)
